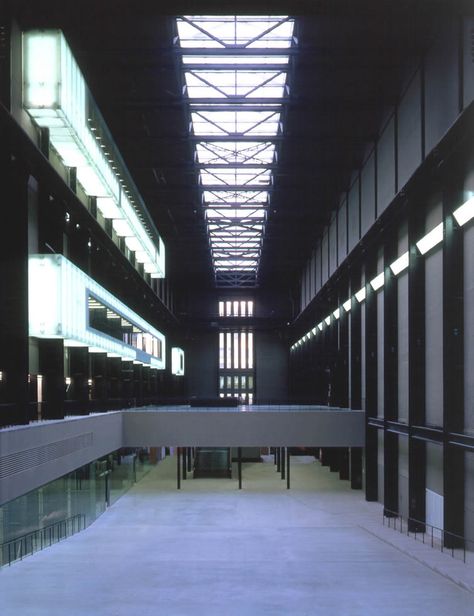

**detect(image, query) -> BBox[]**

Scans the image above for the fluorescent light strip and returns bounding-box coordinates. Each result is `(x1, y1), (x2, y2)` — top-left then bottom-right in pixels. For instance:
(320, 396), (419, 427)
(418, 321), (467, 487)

(318, 322), (323, 331)
(333, 308), (340, 320)
(343, 299), (351, 312)
(453, 196), (474, 227)
(390, 251), (409, 276)
(416, 222), (444, 255)
(370, 272), (385, 291)
(325, 316), (331, 326)
(355, 287), (366, 303)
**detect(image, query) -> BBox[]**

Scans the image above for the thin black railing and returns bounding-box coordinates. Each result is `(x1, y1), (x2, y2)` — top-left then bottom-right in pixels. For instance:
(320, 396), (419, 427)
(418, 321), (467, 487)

(382, 508), (473, 564)
(1, 513), (86, 567)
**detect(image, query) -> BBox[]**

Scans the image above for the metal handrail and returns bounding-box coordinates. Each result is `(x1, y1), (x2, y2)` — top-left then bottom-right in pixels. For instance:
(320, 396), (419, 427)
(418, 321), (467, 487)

(382, 508), (473, 564)
(0, 513), (86, 567)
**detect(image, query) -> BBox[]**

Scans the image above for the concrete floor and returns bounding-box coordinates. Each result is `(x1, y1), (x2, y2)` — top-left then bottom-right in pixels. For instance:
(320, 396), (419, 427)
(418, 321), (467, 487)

(0, 455), (473, 616)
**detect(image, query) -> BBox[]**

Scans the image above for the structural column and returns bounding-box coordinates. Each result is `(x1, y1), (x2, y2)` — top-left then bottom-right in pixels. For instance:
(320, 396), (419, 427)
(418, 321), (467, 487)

(408, 194), (426, 530)
(443, 184), (465, 546)
(39, 339), (65, 420)
(0, 145), (30, 426)
(69, 347), (90, 415)
(384, 237), (399, 515)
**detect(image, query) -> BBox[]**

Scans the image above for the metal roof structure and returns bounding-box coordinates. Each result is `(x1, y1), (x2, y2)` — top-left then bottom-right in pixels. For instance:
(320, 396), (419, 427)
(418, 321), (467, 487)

(10, 0), (447, 290)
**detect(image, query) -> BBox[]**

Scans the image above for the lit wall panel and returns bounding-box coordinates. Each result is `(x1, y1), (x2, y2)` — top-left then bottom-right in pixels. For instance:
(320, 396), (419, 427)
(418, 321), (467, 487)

(28, 254), (166, 369)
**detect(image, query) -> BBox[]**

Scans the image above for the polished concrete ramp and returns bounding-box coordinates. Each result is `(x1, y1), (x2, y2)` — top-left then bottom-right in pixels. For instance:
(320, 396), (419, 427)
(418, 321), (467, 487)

(0, 457), (472, 616)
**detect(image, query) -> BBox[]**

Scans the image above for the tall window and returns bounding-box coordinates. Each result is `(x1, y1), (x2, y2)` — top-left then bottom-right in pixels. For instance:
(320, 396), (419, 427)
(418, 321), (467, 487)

(218, 299), (253, 317)
(218, 300), (255, 403)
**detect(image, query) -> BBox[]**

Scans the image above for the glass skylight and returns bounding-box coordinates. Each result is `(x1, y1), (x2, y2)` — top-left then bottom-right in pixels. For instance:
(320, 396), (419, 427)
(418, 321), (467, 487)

(177, 15), (294, 287)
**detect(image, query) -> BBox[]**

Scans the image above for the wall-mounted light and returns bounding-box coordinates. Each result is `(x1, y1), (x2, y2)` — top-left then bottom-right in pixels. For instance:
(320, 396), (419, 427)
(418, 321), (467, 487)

(355, 287), (366, 303)
(87, 378), (93, 387)
(311, 327), (317, 335)
(416, 222), (443, 255)
(370, 272), (385, 291)
(172, 347), (185, 376)
(343, 299), (351, 312)
(324, 316), (331, 326)
(318, 322), (323, 331)
(0, 370), (3, 382)
(65, 377), (72, 386)
(389, 251), (409, 276)
(453, 196), (474, 227)
(333, 308), (340, 320)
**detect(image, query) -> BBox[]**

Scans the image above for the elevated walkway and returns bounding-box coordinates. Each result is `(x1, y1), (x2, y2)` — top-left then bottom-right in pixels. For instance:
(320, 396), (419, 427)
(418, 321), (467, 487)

(0, 405), (364, 505)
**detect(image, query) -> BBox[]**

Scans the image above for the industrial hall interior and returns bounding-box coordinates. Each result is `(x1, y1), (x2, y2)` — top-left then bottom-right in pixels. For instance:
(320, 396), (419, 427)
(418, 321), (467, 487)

(0, 1), (474, 614)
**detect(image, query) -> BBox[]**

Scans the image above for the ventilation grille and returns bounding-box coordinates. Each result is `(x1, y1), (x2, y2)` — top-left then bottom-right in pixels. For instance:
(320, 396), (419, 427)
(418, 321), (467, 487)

(0, 433), (93, 479)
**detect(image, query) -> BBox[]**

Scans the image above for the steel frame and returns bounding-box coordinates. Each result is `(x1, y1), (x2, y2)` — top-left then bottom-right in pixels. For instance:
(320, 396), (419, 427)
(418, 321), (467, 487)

(177, 15), (294, 287)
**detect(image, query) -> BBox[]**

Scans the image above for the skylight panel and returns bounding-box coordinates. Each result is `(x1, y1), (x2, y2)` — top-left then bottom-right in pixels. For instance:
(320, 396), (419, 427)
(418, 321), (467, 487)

(196, 142), (275, 165)
(200, 167), (272, 186)
(177, 14), (294, 285)
(205, 208), (266, 219)
(182, 55), (289, 65)
(203, 189), (269, 204)
(191, 110), (281, 136)
(185, 70), (286, 99)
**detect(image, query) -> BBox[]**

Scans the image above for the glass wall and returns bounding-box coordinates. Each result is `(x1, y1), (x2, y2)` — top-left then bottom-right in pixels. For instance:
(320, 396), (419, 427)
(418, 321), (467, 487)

(0, 447), (155, 566)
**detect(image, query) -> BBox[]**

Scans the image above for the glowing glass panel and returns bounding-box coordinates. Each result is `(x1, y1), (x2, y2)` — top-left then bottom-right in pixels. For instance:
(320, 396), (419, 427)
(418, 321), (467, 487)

(171, 347), (185, 376)
(453, 196), (474, 226)
(416, 223), (444, 255)
(177, 16), (294, 285)
(28, 254), (165, 368)
(23, 30), (165, 279)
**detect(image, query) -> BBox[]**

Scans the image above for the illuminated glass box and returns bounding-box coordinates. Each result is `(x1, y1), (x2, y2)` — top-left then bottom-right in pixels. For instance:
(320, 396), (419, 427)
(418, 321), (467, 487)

(29, 255), (166, 369)
(23, 30), (165, 279)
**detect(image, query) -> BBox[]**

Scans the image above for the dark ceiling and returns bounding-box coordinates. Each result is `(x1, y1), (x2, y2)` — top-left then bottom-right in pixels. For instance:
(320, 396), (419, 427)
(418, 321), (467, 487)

(10, 0), (454, 291)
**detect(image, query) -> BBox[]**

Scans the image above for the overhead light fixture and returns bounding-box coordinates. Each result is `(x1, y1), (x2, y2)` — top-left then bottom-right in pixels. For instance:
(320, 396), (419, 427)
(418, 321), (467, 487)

(343, 299), (351, 312)
(325, 316), (331, 326)
(453, 196), (474, 227)
(370, 272), (385, 291)
(333, 308), (340, 320)
(416, 223), (443, 255)
(355, 287), (366, 303)
(23, 30), (165, 280)
(390, 251), (409, 276)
